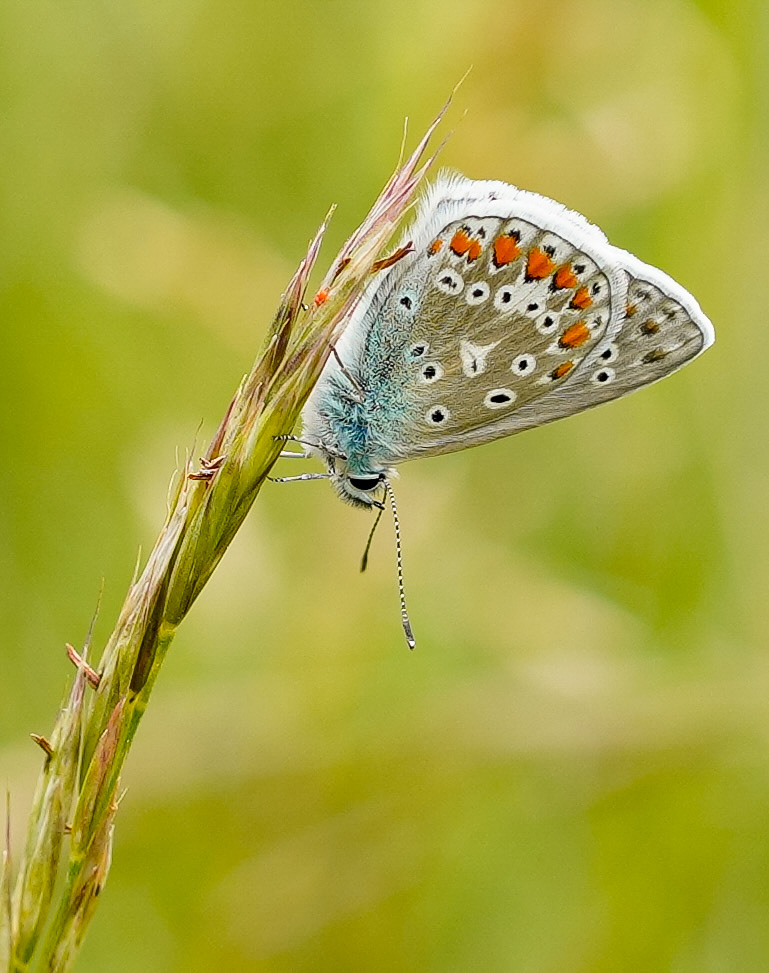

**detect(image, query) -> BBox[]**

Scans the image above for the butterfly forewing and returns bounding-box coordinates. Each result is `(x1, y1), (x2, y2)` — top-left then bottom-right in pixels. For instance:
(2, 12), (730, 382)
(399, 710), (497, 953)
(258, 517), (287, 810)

(539, 252), (714, 418)
(357, 210), (625, 461)
(301, 174), (713, 478)
(408, 216), (617, 430)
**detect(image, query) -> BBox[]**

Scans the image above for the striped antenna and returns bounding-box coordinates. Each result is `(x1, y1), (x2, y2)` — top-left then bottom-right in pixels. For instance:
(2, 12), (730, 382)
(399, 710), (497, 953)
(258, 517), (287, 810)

(383, 479), (416, 650)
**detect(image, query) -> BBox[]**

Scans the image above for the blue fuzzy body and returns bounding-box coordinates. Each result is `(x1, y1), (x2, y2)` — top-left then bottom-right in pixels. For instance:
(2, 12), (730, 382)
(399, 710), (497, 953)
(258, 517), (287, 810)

(303, 275), (425, 477)
(307, 330), (414, 474)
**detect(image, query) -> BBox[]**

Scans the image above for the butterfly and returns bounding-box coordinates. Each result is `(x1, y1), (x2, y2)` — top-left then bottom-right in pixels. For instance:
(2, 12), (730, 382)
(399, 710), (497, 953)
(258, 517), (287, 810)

(278, 173), (714, 644)
(297, 172), (713, 504)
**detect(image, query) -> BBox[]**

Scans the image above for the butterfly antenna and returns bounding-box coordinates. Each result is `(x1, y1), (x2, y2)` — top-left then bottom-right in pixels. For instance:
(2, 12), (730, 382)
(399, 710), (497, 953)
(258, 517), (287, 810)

(360, 503), (385, 573)
(383, 479), (416, 650)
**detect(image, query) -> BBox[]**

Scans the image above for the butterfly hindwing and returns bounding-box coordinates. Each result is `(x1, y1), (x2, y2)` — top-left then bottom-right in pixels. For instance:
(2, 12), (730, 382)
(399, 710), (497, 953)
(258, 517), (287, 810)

(520, 248), (715, 424)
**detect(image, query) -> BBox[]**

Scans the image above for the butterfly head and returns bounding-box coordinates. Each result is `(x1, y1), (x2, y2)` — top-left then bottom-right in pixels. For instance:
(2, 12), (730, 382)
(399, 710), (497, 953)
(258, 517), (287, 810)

(319, 451), (391, 509)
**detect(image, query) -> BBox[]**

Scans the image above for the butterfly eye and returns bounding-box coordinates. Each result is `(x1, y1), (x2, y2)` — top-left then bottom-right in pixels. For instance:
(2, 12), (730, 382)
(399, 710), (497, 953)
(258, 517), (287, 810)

(348, 475), (382, 491)
(511, 353), (537, 375)
(590, 367), (616, 385)
(408, 342), (429, 359)
(598, 342), (618, 362)
(466, 282), (490, 305)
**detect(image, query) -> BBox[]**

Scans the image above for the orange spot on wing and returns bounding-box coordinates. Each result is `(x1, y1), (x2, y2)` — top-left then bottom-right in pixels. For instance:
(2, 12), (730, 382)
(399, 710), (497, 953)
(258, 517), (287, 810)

(493, 233), (521, 267)
(550, 361), (575, 380)
(553, 264), (578, 290)
(428, 239), (443, 256)
(526, 247), (556, 280)
(559, 322), (591, 349)
(450, 229), (472, 256)
(625, 302), (637, 316)
(313, 289), (329, 307)
(570, 286), (592, 310)
(467, 239), (482, 261)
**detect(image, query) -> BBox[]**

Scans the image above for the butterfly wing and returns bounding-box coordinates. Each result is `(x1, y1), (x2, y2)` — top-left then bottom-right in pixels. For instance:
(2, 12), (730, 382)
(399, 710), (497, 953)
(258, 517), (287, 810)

(371, 208), (625, 460)
(476, 248), (715, 441)
(302, 175), (713, 472)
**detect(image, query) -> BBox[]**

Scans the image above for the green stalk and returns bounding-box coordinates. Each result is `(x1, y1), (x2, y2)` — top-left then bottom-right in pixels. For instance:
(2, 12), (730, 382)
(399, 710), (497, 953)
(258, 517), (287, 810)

(1, 104), (449, 972)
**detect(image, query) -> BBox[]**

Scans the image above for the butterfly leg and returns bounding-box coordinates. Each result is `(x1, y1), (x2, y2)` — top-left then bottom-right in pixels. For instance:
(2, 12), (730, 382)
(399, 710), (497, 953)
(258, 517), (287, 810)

(274, 433), (310, 445)
(273, 434), (347, 461)
(274, 435), (313, 459)
(268, 472), (331, 483)
(330, 345), (365, 402)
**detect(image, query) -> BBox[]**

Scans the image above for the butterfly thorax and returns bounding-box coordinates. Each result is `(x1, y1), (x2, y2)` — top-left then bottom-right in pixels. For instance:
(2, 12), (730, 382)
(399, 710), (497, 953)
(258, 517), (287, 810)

(303, 284), (427, 506)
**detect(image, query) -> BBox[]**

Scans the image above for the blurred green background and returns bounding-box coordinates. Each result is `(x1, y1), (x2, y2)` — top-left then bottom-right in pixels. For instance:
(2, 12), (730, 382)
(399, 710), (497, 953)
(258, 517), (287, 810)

(1, 0), (765, 969)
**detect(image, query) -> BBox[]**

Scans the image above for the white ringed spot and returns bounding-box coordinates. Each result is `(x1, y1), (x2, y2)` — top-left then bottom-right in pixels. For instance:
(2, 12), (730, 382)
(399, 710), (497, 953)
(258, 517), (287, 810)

(484, 388), (517, 410)
(465, 281), (490, 305)
(494, 284), (516, 311)
(535, 312), (559, 336)
(397, 291), (416, 312)
(425, 404), (450, 425)
(407, 341), (429, 359)
(590, 366), (616, 386)
(434, 268), (464, 295)
(524, 298), (543, 317)
(419, 362), (443, 384)
(511, 353), (537, 376)
(597, 342), (618, 363)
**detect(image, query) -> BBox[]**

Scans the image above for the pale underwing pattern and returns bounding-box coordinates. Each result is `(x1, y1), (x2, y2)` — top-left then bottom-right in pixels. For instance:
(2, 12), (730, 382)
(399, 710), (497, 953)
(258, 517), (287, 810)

(300, 173), (714, 507)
